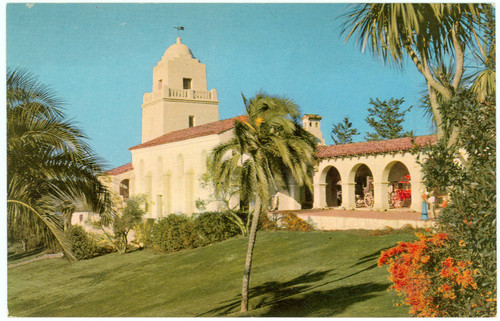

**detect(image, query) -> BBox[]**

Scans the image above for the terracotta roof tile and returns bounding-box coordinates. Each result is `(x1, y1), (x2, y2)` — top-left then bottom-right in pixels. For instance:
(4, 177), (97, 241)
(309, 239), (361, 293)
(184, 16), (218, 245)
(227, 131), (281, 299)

(316, 135), (437, 159)
(129, 116), (247, 150)
(105, 162), (134, 176)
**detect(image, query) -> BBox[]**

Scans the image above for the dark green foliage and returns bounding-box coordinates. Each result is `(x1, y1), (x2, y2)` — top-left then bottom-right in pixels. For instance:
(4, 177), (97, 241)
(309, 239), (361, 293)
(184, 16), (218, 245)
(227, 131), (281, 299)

(364, 97), (412, 141)
(331, 116), (360, 145)
(146, 212), (243, 253)
(151, 214), (198, 253)
(150, 212), (243, 253)
(419, 141), (462, 196)
(7, 68), (112, 258)
(66, 225), (95, 260)
(193, 212), (240, 247)
(420, 89), (496, 316)
(8, 225), (45, 253)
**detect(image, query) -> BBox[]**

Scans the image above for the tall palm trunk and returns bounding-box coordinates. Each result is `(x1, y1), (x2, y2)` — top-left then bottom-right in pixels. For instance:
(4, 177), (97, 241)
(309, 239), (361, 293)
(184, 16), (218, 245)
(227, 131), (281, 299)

(240, 198), (262, 312)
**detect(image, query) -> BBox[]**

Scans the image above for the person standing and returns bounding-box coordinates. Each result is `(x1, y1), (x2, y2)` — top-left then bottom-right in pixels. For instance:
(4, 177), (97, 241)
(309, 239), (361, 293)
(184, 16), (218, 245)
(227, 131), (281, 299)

(428, 192), (436, 219)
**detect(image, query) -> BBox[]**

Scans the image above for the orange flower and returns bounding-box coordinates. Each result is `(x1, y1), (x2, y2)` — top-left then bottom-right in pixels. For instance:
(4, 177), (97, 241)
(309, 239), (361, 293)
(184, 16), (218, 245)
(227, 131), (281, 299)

(443, 257), (455, 268)
(421, 255), (430, 263)
(440, 283), (452, 291)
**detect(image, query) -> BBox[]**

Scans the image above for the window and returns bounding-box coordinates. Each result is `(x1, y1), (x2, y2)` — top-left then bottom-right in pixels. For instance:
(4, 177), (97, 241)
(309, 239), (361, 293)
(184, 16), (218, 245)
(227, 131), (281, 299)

(158, 79), (163, 90)
(183, 78), (192, 89)
(189, 115), (195, 127)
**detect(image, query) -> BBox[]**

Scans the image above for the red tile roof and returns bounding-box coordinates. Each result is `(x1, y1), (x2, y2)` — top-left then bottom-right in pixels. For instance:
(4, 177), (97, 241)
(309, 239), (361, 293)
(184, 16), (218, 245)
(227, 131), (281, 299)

(105, 162), (134, 176)
(129, 116), (248, 150)
(316, 135), (437, 159)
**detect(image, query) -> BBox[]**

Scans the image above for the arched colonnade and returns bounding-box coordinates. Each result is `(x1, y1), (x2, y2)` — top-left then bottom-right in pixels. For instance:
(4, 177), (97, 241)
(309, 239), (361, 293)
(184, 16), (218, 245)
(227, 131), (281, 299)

(313, 152), (425, 212)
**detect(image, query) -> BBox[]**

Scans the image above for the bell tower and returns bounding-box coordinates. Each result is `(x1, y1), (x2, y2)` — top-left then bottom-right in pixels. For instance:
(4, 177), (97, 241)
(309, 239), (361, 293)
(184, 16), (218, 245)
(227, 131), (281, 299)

(141, 37), (219, 142)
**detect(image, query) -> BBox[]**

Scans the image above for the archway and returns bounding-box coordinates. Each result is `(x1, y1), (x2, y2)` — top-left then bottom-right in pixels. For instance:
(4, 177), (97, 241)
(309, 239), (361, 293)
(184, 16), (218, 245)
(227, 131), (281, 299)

(386, 161), (411, 208)
(354, 164), (374, 207)
(324, 166), (342, 207)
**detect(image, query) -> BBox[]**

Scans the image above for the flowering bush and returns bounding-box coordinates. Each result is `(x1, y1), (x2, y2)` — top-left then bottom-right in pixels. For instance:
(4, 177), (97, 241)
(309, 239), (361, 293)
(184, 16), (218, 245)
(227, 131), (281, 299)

(259, 213), (315, 232)
(280, 213), (315, 231)
(258, 212), (278, 231)
(379, 232), (496, 317)
(414, 88), (496, 316)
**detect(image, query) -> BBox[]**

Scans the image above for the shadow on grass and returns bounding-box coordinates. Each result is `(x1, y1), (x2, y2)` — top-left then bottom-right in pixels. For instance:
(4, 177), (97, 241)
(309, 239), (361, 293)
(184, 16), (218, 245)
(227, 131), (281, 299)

(254, 282), (390, 317)
(198, 269), (333, 317)
(199, 260), (385, 317)
(351, 245), (395, 267)
(7, 247), (45, 262)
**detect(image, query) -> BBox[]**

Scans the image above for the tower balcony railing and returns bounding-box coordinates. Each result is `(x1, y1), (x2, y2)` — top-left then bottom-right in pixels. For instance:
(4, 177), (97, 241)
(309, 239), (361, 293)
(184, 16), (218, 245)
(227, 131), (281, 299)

(143, 87), (218, 104)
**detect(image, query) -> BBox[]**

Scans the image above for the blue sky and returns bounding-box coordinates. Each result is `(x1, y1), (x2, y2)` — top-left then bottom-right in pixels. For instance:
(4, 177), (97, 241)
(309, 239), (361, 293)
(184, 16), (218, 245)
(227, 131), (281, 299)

(7, 3), (433, 169)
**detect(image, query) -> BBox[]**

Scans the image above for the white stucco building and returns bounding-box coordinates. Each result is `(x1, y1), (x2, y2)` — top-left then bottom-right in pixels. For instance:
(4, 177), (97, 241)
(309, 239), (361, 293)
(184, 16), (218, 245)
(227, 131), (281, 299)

(103, 36), (435, 221)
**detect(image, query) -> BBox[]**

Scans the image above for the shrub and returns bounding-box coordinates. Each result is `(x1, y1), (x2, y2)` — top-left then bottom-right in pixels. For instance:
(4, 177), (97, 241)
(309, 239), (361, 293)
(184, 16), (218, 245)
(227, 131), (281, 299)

(280, 213), (315, 231)
(258, 213), (315, 232)
(133, 219), (155, 249)
(66, 225), (96, 260)
(151, 214), (198, 253)
(258, 212), (278, 231)
(415, 90), (496, 316)
(378, 232), (496, 317)
(193, 212), (240, 247)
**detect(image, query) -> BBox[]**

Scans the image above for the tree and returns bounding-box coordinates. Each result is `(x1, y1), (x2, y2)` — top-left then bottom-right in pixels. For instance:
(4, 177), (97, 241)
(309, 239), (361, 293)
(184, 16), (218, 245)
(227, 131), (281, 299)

(112, 195), (147, 253)
(343, 4), (486, 146)
(330, 116), (359, 145)
(7, 68), (112, 258)
(208, 93), (316, 312)
(91, 193), (148, 254)
(364, 97), (412, 141)
(346, 5), (497, 315)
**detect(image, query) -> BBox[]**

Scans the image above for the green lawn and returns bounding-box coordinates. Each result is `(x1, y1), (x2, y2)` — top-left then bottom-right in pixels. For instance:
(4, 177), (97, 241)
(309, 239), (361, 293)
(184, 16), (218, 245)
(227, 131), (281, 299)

(8, 230), (416, 317)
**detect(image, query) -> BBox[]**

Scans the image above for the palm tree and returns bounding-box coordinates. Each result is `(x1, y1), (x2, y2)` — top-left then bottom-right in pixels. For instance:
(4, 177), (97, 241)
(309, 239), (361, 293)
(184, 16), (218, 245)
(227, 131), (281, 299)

(7, 68), (112, 257)
(342, 3), (487, 146)
(208, 93), (317, 312)
(470, 5), (495, 105)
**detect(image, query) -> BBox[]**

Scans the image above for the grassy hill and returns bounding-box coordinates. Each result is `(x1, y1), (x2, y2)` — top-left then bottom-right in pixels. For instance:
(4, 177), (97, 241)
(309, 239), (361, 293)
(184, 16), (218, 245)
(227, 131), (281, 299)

(8, 230), (416, 317)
